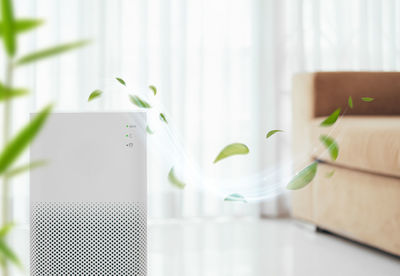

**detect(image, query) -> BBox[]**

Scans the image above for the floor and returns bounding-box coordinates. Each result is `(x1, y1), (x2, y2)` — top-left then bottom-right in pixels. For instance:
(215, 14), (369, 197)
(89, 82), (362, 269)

(148, 218), (400, 276)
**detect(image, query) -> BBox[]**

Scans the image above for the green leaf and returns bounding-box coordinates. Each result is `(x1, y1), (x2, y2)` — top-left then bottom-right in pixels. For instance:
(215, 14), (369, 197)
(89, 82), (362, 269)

(1, 0), (16, 56)
(348, 96), (353, 109)
(0, 239), (22, 269)
(129, 95), (151, 108)
(16, 40), (90, 66)
(266, 129), (283, 139)
(320, 108), (341, 127)
(146, 125), (154, 135)
(116, 77), (126, 86)
(361, 97), (374, 102)
(0, 223), (14, 238)
(325, 170), (335, 178)
(213, 143), (249, 163)
(287, 161), (318, 190)
(159, 113), (168, 124)
(0, 18), (44, 36)
(88, 89), (102, 102)
(0, 104), (53, 175)
(0, 83), (28, 101)
(149, 85), (157, 95)
(4, 160), (47, 178)
(319, 134), (339, 161)
(168, 167), (185, 189)
(224, 193), (247, 203)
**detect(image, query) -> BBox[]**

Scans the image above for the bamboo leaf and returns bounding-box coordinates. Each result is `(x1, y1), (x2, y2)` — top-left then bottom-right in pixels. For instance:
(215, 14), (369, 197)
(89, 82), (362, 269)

(0, 18), (44, 36)
(214, 143), (249, 163)
(361, 97), (374, 102)
(146, 125), (154, 135)
(348, 96), (353, 109)
(0, 104), (53, 175)
(319, 135), (339, 161)
(266, 129), (283, 139)
(168, 167), (185, 189)
(0, 223), (14, 238)
(287, 161), (318, 190)
(0, 83), (28, 101)
(325, 170), (335, 178)
(16, 40), (90, 66)
(224, 193), (247, 203)
(116, 77), (126, 86)
(4, 160), (47, 178)
(0, 239), (22, 269)
(149, 85), (157, 95)
(159, 113), (168, 124)
(1, 0), (16, 56)
(88, 89), (102, 102)
(320, 108), (341, 127)
(129, 95), (151, 108)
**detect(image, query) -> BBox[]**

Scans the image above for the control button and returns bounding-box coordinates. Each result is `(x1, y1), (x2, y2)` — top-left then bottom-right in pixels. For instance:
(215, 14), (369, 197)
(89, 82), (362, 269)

(125, 133), (134, 138)
(126, 143), (133, 148)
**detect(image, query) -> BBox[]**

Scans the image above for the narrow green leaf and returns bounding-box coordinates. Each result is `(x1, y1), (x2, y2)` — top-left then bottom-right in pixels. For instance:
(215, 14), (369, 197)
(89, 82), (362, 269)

(266, 129), (283, 139)
(0, 83), (28, 101)
(116, 77), (126, 86)
(214, 143), (249, 163)
(319, 134), (339, 161)
(149, 85), (157, 95)
(320, 108), (341, 127)
(4, 160), (47, 178)
(287, 161), (318, 190)
(0, 18), (44, 36)
(0, 240), (22, 269)
(159, 113), (168, 124)
(348, 96), (353, 109)
(1, 0), (16, 56)
(168, 167), (185, 189)
(224, 193), (247, 203)
(0, 223), (14, 238)
(325, 170), (335, 178)
(88, 89), (102, 102)
(129, 95), (151, 108)
(0, 104), (53, 175)
(16, 40), (90, 66)
(361, 97), (374, 102)
(146, 125), (154, 135)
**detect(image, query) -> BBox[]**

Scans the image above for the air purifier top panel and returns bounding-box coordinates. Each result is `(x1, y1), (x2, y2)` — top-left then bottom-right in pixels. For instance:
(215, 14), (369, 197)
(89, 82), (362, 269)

(30, 112), (146, 203)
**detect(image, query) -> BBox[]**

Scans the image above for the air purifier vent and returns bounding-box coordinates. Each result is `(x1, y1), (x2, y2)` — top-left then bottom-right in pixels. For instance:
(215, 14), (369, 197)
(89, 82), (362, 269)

(31, 202), (146, 275)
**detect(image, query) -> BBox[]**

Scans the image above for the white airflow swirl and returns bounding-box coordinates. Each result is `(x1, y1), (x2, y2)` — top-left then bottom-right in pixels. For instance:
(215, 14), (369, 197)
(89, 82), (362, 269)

(31, 202), (146, 275)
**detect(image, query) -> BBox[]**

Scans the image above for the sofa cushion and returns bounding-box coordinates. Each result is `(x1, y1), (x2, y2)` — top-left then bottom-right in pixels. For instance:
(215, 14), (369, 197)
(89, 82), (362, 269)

(311, 116), (400, 178)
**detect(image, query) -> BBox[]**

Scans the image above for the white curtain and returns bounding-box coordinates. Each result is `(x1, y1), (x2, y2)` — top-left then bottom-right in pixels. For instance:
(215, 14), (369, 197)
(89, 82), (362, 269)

(4, 0), (400, 225)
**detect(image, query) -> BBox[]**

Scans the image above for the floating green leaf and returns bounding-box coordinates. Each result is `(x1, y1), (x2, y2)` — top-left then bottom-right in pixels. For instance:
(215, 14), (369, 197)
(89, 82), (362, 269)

(266, 129), (283, 139)
(224, 193), (247, 203)
(320, 108), (341, 127)
(4, 160), (47, 178)
(168, 167), (185, 189)
(88, 89), (102, 102)
(0, 223), (13, 238)
(287, 161), (318, 190)
(361, 97), (374, 102)
(160, 113), (168, 124)
(0, 239), (22, 269)
(0, 83), (28, 101)
(325, 170), (335, 178)
(116, 77), (126, 86)
(319, 135), (339, 161)
(16, 40), (90, 66)
(213, 143), (249, 163)
(1, 0), (16, 56)
(129, 95), (151, 108)
(348, 96), (353, 109)
(149, 85), (157, 95)
(0, 18), (44, 36)
(0, 104), (52, 175)
(146, 125), (154, 135)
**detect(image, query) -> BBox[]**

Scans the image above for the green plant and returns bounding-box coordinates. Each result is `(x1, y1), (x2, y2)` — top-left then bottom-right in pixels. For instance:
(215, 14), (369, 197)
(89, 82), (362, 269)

(0, 0), (88, 273)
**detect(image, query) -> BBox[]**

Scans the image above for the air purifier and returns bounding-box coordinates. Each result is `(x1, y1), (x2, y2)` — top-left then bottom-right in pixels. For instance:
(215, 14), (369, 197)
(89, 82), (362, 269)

(30, 112), (147, 275)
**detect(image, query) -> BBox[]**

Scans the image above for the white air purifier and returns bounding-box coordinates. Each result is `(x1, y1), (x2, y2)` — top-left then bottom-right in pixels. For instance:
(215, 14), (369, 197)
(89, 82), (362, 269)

(30, 112), (147, 275)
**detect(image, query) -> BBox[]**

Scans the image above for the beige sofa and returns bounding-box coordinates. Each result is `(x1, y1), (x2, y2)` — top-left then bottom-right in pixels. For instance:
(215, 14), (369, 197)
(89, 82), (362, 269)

(291, 72), (400, 256)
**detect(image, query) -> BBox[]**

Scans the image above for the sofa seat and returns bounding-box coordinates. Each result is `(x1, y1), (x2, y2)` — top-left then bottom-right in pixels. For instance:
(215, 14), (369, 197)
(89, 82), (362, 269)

(310, 116), (400, 178)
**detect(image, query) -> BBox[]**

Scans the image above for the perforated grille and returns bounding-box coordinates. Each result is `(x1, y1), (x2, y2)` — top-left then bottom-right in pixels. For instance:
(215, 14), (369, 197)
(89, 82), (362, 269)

(31, 202), (146, 275)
